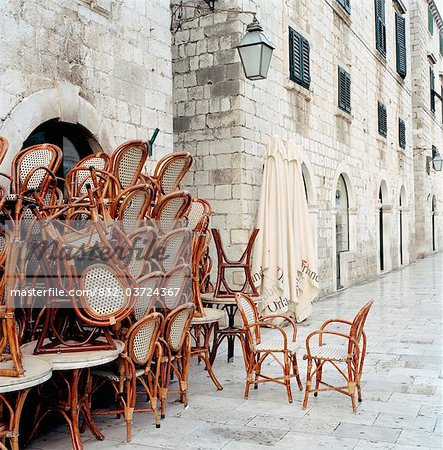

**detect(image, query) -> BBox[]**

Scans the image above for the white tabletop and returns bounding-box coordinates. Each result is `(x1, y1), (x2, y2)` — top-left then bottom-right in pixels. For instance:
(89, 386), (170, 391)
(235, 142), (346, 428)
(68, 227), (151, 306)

(0, 355), (52, 393)
(21, 340), (124, 371)
(191, 307), (226, 325)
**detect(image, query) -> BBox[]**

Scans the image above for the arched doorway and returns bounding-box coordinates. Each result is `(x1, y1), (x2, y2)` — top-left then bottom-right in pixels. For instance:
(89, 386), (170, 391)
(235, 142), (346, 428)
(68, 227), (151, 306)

(431, 195), (437, 252)
(335, 174), (349, 289)
(22, 119), (100, 179)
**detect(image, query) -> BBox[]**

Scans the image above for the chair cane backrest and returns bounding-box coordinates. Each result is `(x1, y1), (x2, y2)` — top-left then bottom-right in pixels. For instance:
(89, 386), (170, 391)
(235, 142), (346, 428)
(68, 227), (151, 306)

(79, 264), (136, 326)
(186, 198), (211, 232)
(162, 264), (192, 310)
(111, 184), (154, 234)
(126, 227), (157, 279)
(348, 301), (373, 356)
(153, 152), (193, 197)
(127, 312), (163, 366)
(155, 228), (192, 273)
(151, 190), (192, 235)
(163, 303), (194, 352)
(111, 140), (148, 190)
(11, 144), (62, 194)
(66, 152), (110, 197)
(134, 272), (164, 320)
(235, 294), (260, 346)
(0, 136), (8, 166)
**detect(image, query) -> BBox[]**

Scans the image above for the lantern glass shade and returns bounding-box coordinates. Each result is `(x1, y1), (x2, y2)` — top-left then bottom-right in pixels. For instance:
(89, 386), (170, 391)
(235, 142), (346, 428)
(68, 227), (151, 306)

(236, 21), (274, 81)
(432, 152), (443, 171)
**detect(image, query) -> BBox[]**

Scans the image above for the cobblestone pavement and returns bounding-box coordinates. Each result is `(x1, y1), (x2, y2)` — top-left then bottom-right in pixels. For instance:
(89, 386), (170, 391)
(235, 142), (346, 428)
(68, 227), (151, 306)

(30, 253), (443, 449)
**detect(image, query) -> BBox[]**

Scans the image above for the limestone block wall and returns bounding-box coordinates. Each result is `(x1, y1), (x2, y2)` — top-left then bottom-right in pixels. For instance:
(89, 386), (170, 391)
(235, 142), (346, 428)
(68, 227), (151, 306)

(410, 0), (443, 258)
(172, 0), (415, 295)
(0, 0), (173, 167)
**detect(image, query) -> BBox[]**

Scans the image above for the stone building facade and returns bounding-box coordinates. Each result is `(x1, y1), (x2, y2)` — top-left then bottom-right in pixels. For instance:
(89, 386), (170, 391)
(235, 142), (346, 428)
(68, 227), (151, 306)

(0, 0), (441, 298)
(172, 0), (438, 295)
(0, 0), (173, 170)
(410, 0), (443, 258)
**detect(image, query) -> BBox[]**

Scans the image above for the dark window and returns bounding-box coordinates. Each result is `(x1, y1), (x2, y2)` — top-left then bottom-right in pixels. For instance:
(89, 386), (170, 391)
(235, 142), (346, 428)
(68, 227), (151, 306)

(337, 0), (351, 14)
(375, 0), (386, 56)
(398, 118), (406, 149)
(338, 67), (351, 113)
(430, 67), (435, 113)
(378, 101), (387, 137)
(428, 7), (434, 35)
(22, 120), (97, 181)
(289, 27), (310, 89)
(395, 13), (407, 78)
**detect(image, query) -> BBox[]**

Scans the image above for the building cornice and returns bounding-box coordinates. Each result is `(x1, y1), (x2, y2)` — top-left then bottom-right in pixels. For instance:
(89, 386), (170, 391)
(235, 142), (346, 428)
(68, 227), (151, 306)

(428, 0), (443, 33)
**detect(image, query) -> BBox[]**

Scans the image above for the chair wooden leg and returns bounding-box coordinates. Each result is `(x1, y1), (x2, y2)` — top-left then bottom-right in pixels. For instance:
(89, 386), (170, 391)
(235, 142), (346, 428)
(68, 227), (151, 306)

(302, 358), (312, 409)
(347, 362), (357, 412)
(254, 353), (261, 390)
(292, 354), (303, 391)
(284, 352), (293, 403)
(314, 359), (322, 397)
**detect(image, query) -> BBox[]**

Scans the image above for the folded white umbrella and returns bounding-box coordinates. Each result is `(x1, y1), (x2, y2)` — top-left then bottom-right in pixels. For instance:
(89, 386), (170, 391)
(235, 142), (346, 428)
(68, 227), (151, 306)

(252, 136), (318, 322)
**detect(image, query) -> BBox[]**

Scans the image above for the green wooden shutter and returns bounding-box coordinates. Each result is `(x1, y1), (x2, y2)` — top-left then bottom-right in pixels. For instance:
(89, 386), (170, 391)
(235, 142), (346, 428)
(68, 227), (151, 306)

(430, 68), (435, 113)
(337, 0), (351, 14)
(399, 118), (406, 149)
(395, 13), (407, 78)
(375, 0), (386, 56)
(378, 101), (387, 137)
(428, 7), (434, 35)
(338, 67), (351, 113)
(289, 27), (310, 89)
(301, 37), (310, 88)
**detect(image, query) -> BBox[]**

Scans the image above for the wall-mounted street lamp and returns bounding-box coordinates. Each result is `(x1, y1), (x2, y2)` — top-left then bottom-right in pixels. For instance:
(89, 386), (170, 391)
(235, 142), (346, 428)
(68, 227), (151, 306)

(171, 2), (274, 81)
(426, 145), (443, 174)
(236, 15), (274, 81)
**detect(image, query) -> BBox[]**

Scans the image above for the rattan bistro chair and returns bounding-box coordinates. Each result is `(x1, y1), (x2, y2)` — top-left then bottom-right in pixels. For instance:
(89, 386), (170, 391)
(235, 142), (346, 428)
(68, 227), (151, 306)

(159, 303), (195, 418)
(302, 301), (373, 412)
(151, 190), (192, 235)
(91, 313), (164, 441)
(235, 294), (303, 403)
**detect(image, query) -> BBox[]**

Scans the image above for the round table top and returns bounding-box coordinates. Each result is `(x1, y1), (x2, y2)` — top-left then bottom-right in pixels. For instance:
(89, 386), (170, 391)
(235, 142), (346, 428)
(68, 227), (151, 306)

(191, 307), (226, 324)
(21, 340), (124, 371)
(201, 293), (264, 305)
(0, 356), (52, 393)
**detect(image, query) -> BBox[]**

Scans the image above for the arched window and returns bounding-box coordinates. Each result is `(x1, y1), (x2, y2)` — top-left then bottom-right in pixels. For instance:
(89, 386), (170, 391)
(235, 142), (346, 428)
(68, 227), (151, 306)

(335, 174), (349, 252)
(22, 120), (100, 179)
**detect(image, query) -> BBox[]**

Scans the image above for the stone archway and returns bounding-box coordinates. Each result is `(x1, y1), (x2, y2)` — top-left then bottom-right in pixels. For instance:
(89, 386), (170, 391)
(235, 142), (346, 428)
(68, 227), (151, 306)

(0, 82), (115, 173)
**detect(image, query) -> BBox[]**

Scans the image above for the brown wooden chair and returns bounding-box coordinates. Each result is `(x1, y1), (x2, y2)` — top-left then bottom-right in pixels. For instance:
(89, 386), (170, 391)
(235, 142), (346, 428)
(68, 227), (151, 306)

(154, 228), (192, 273)
(0, 136), (8, 166)
(212, 228), (259, 298)
(160, 264), (193, 311)
(235, 293), (303, 403)
(302, 301), (373, 412)
(151, 190), (192, 235)
(159, 303), (195, 418)
(133, 272), (164, 320)
(91, 312), (164, 440)
(110, 183), (154, 234)
(126, 227), (158, 279)
(186, 198), (211, 233)
(111, 140), (149, 193)
(152, 151), (193, 198)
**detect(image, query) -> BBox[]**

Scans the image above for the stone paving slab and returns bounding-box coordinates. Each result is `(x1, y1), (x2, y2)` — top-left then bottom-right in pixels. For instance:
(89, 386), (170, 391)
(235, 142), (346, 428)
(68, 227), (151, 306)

(30, 253), (443, 449)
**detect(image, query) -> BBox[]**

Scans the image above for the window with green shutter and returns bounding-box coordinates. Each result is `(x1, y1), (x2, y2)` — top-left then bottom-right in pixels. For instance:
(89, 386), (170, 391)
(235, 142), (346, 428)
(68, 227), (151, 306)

(428, 7), (434, 35)
(337, 0), (351, 14)
(338, 67), (351, 113)
(430, 67), (435, 113)
(378, 101), (387, 137)
(375, 0), (386, 56)
(398, 118), (406, 149)
(395, 13), (407, 78)
(289, 27), (310, 89)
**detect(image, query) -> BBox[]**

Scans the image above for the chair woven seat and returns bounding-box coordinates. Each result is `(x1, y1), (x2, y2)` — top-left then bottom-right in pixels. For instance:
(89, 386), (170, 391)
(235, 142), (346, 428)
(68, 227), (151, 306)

(307, 344), (349, 361)
(254, 341), (302, 354)
(93, 368), (145, 382)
